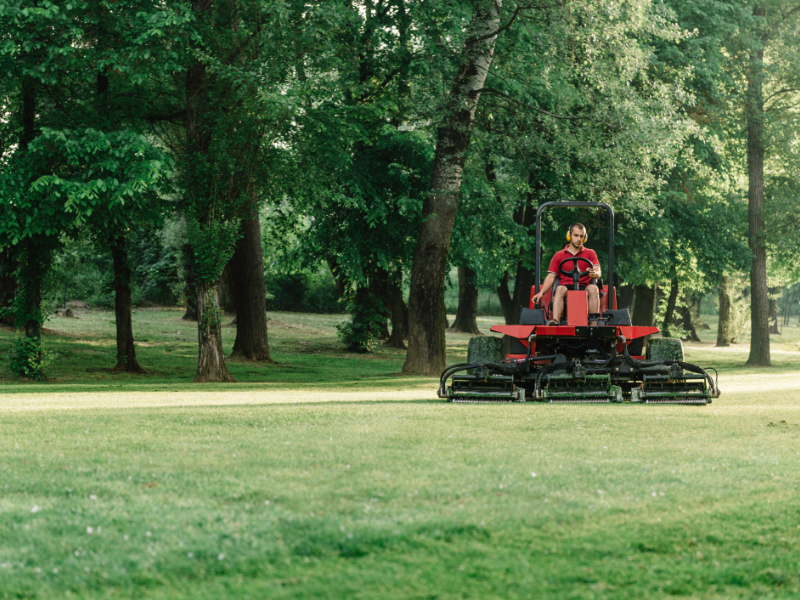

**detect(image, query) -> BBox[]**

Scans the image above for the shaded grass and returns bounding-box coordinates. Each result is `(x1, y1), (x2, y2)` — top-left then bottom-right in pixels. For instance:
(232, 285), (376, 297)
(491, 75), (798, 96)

(0, 310), (799, 598)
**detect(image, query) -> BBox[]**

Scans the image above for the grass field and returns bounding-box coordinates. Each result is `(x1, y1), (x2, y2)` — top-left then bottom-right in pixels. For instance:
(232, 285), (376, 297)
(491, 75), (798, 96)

(1, 309), (799, 598)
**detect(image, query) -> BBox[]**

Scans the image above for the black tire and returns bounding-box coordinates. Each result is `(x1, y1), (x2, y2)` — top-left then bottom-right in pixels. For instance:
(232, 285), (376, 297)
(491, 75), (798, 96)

(648, 338), (684, 362)
(467, 336), (504, 366)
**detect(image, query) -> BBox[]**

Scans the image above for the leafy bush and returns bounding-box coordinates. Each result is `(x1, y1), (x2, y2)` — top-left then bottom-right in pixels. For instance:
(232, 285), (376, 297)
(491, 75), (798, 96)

(336, 293), (387, 353)
(7, 336), (55, 380)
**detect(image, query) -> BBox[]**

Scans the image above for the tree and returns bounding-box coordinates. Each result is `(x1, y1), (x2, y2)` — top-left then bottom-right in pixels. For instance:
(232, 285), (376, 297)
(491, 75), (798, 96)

(449, 266), (481, 334)
(403, 0), (501, 375)
(658, 0), (800, 365)
(228, 191), (273, 362)
(284, 0), (432, 353)
(0, 0), (191, 378)
(178, 0), (308, 381)
(745, 4), (770, 365)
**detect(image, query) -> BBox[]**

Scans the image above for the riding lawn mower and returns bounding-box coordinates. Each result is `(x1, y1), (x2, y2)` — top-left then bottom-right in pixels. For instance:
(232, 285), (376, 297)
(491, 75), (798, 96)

(439, 201), (720, 404)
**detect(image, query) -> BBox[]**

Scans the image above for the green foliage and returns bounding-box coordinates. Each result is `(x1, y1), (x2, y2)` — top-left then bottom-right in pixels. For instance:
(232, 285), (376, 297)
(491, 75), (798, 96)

(2, 0), (799, 376)
(186, 219), (241, 287)
(199, 296), (222, 337)
(7, 335), (54, 379)
(44, 229), (181, 308)
(336, 292), (387, 353)
(265, 270), (341, 314)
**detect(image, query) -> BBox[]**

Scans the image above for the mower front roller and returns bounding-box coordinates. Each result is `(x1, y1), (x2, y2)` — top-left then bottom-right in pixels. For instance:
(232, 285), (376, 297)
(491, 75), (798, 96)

(632, 374), (711, 405)
(542, 374), (623, 404)
(449, 374), (521, 403)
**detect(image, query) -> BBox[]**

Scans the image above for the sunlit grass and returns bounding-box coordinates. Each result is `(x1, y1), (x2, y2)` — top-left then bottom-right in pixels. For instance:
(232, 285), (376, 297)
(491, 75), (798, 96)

(0, 308), (799, 598)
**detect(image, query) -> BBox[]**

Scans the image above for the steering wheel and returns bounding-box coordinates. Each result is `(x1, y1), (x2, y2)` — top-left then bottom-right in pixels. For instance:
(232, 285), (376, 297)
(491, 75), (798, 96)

(558, 256), (595, 290)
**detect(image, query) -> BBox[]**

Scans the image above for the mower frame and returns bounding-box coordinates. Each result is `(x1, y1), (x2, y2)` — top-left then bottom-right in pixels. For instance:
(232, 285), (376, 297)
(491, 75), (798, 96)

(439, 201), (720, 405)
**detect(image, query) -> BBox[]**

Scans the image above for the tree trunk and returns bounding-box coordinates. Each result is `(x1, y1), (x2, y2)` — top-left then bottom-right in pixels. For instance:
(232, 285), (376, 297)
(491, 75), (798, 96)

(228, 196), (273, 362)
(186, 9), (234, 382)
(327, 257), (347, 299)
(218, 261), (237, 316)
(0, 248), (16, 327)
(632, 284), (657, 327)
(18, 245), (45, 339)
(368, 267), (392, 340)
(508, 178), (538, 324)
(495, 171), (538, 325)
(768, 287), (780, 334)
(181, 242), (198, 321)
(20, 78), (36, 151)
(745, 18), (770, 366)
(487, 163), (517, 325)
(617, 283), (634, 311)
(194, 282), (234, 382)
(15, 71), (46, 339)
(403, 0), (501, 375)
(384, 266), (408, 349)
(110, 236), (146, 373)
(675, 303), (701, 342)
(662, 278), (679, 336)
(496, 271), (516, 324)
(783, 288), (795, 326)
(716, 276), (731, 347)
(14, 242), (50, 377)
(450, 265), (481, 334)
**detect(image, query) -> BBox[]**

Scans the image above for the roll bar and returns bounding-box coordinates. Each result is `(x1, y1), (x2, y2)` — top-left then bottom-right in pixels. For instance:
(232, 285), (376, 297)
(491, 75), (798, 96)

(534, 201), (614, 294)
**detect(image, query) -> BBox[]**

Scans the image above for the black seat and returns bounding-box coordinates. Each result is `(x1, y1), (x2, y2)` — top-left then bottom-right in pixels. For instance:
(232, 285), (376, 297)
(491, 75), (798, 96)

(506, 306), (547, 354)
(601, 308), (631, 326)
(519, 307), (546, 325)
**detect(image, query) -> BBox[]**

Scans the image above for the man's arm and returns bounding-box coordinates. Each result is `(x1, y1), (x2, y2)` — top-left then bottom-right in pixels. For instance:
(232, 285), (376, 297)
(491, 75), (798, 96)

(532, 272), (557, 304)
(588, 251), (601, 279)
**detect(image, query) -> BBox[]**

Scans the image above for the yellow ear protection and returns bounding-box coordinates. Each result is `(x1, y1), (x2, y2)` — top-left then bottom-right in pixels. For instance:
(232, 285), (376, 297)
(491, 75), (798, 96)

(566, 224), (588, 244)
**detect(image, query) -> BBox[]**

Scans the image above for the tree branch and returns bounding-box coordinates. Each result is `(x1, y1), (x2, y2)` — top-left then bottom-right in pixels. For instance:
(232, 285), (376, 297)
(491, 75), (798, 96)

(764, 87), (800, 103)
(467, 4), (522, 46)
(779, 4), (800, 25)
(145, 111), (185, 124)
(773, 214), (800, 232)
(225, 25), (262, 65)
(474, 87), (612, 125)
(467, 1), (564, 45)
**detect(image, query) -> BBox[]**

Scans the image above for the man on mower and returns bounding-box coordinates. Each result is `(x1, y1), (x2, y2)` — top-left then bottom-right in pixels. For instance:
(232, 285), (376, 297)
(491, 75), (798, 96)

(532, 223), (601, 325)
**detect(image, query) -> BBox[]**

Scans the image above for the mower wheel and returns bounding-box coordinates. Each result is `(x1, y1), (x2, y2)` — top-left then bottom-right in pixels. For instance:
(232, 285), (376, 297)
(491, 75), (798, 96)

(648, 338), (684, 362)
(467, 336), (504, 366)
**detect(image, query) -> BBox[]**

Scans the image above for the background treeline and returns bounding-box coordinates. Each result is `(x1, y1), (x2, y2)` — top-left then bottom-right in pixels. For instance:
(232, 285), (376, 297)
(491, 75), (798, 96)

(1, 0), (799, 381)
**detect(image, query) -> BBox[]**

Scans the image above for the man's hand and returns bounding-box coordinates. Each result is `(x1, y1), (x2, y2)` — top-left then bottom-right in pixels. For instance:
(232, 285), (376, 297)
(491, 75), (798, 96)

(588, 265), (601, 279)
(532, 292), (544, 305)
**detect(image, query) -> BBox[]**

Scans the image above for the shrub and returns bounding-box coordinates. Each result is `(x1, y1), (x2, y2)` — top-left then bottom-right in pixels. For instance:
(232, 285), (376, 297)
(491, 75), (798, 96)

(8, 336), (55, 380)
(337, 293), (387, 353)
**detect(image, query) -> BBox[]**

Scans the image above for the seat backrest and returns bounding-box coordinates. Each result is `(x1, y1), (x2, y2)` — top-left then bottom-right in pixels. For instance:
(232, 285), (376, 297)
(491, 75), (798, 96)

(519, 307), (546, 325)
(603, 308), (631, 326)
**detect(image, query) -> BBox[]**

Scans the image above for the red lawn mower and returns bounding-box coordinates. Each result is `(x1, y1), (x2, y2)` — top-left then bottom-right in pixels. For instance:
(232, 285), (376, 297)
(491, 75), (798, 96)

(439, 201), (720, 404)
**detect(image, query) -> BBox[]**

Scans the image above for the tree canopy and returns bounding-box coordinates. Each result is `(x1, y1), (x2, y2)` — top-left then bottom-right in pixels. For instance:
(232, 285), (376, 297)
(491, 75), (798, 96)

(1, 0), (797, 378)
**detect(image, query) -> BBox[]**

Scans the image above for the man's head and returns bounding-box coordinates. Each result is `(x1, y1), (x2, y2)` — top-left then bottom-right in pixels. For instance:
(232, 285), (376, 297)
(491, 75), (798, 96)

(568, 223), (587, 249)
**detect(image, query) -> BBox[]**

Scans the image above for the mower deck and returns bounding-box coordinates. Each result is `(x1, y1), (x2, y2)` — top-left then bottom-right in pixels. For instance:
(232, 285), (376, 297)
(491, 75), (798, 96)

(441, 324), (718, 405)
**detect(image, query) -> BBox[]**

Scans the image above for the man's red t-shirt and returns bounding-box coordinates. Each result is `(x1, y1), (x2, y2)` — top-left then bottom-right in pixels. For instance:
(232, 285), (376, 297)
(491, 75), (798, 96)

(548, 245), (599, 287)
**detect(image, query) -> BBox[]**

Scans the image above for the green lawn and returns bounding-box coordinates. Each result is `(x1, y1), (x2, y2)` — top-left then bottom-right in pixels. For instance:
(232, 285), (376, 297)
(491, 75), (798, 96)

(1, 309), (799, 598)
